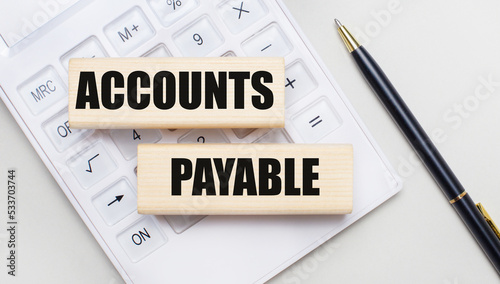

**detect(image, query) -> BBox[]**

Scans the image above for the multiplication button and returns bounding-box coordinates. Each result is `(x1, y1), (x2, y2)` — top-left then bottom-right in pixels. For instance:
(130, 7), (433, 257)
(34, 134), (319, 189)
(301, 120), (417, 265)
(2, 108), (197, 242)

(92, 179), (137, 226)
(110, 129), (161, 160)
(43, 110), (93, 152)
(147, 0), (199, 26)
(218, 0), (268, 34)
(241, 23), (292, 57)
(117, 217), (167, 262)
(285, 60), (318, 107)
(291, 98), (342, 143)
(17, 66), (66, 115)
(67, 143), (117, 189)
(104, 7), (155, 56)
(173, 16), (224, 57)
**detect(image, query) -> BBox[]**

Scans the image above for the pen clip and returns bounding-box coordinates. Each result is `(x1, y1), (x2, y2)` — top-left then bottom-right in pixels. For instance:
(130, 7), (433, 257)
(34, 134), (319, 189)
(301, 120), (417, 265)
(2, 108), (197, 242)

(476, 203), (500, 240)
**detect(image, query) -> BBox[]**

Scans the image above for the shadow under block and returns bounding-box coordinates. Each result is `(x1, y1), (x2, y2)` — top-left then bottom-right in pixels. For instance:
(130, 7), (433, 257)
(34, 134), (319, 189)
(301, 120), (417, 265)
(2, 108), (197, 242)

(68, 57), (284, 129)
(137, 144), (353, 215)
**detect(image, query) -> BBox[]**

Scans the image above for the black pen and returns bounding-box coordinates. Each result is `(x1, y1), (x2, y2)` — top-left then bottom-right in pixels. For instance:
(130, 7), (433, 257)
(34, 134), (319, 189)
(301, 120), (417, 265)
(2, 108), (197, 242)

(334, 19), (500, 274)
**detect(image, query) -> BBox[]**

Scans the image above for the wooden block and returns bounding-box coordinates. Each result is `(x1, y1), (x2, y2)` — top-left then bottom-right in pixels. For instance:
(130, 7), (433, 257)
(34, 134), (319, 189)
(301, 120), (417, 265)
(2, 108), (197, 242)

(137, 144), (353, 215)
(68, 57), (284, 129)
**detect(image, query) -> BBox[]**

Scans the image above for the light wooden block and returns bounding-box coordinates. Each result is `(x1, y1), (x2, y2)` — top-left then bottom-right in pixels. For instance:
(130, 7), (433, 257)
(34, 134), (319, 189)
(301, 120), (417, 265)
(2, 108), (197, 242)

(137, 144), (353, 215)
(68, 57), (284, 129)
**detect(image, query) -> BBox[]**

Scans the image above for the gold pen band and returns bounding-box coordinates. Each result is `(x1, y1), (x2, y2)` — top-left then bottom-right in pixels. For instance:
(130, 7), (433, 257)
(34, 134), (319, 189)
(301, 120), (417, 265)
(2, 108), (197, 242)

(449, 191), (467, 204)
(337, 26), (361, 53)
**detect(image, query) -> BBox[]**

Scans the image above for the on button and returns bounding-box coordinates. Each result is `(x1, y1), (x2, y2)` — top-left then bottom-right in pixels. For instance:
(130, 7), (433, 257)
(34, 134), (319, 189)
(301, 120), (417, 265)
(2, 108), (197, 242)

(117, 217), (167, 262)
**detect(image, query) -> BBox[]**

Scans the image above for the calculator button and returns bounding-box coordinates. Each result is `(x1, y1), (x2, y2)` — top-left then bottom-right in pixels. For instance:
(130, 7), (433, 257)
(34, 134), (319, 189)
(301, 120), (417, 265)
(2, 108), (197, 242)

(43, 110), (93, 152)
(232, 128), (255, 139)
(241, 24), (292, 57)
(253, 129), (293, 143)
(178, 129), (229, 143)
(147, 0), (199, 27)
(291, 98), (342, 143)
(164, 215), (205, 234)
(104, 7), (155, 56)
(17, 66), (66, 115)
(92, 179), (137, 226)
(60, 36), (108, 70)
(110, 129), (161, 160)
(218, 0), (268, 34)
(117, 217), (167, 262)
(143, 44), (171, 57)
(173, 16), (224, 57)
(222, 51), (236, 57)
(67, 143), (118, 189)
(285, 60), (318, 107)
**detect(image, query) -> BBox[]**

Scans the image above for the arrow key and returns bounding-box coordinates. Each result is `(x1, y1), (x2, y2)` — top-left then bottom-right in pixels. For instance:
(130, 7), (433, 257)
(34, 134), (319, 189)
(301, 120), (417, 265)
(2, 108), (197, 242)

(92, 179), (137, 226)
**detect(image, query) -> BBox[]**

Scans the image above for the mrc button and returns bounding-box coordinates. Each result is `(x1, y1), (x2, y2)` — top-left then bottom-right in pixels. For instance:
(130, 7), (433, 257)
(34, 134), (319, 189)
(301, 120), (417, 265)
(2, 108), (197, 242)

(18, 66), (66, 115)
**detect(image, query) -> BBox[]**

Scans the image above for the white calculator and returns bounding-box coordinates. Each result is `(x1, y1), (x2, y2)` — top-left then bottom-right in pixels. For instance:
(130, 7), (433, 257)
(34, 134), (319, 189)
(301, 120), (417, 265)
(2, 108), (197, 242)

(0, 0), (401, 283)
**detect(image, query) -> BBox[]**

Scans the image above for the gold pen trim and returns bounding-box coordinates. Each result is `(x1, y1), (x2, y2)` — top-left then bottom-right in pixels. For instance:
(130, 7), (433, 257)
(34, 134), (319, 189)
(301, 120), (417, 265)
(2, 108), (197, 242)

(335, 20), (361, 53)
(476, 203), (500, 241)
(449, 191), (467, 204)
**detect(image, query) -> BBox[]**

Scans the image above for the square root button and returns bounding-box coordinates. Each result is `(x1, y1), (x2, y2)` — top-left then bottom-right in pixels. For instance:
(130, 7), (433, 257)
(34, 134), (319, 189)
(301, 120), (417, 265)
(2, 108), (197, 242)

(17, 66), (66, 115)
(117, 217), (167, 262)
(92, 179), (137, 226)
(67, 143), (117, 189)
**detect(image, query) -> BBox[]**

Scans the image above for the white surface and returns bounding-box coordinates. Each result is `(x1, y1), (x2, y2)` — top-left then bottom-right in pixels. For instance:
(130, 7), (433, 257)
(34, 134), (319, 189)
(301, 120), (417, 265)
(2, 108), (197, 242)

(0, 0), (499, 283)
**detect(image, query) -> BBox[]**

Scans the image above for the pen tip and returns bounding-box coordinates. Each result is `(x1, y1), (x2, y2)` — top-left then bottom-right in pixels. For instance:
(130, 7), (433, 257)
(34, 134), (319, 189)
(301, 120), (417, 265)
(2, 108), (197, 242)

(334, 19), (342, 28)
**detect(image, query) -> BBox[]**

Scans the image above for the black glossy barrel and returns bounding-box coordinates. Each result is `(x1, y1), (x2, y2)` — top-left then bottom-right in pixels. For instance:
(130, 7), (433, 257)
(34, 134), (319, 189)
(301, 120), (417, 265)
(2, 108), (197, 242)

(351, 45), (500, 274)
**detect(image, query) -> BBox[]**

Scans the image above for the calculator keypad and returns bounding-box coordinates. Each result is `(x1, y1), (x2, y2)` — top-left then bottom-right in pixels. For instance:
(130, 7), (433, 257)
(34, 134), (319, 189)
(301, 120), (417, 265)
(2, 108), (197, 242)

(110, 129), (162, 160)
(67, 143), (118, 189)
(17, 66), (66, 115)
(173, 16), (224, 56)
(218, 0), (268, 34)
(0, 0), (395, 278)
(291, 98), (343, 143)
(143, 44), (172, 57)
(92, 179), (137, 226)
(147, 0), (199, 27)
(60, 37), (108, 70)
(241, 23), (293, 57)
(178, 129), (229, 144)
(104, 7), (155, 56)
(117, 217), (167, 262)
(285, 60), (318, 107)
(43, 110), (93, 152)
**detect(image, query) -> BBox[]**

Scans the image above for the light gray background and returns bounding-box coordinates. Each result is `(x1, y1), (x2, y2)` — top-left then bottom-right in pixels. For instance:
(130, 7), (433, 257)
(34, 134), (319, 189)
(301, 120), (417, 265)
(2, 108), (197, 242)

(1, 0), (500, 283)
